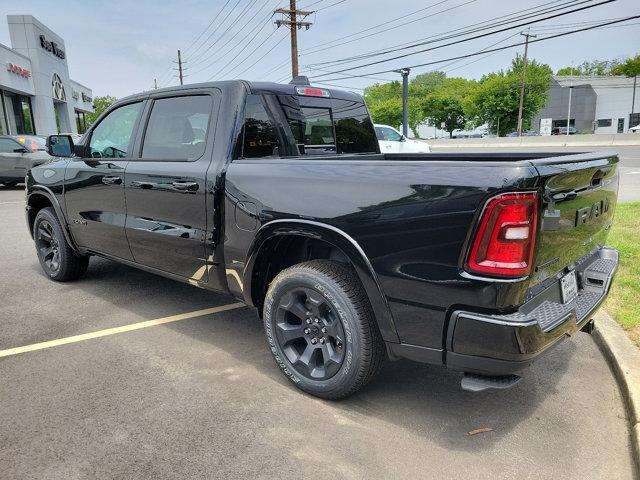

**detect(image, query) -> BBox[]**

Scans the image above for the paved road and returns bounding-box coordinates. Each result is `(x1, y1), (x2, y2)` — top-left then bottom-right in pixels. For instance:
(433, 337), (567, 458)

(0, 187), (635, 479)
(430, 145), (640, 203)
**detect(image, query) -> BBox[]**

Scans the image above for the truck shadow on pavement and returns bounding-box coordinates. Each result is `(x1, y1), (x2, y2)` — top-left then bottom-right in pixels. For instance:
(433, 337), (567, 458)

(65, 257), (574, 453)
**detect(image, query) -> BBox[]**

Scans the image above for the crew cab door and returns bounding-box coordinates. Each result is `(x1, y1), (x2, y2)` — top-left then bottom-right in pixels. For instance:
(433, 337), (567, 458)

(124, 91), (219, 282)
(64, 101), (145, 259)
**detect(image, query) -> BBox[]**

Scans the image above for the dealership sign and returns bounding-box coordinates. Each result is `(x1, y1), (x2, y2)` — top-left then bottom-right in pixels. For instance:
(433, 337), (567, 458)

(6, 63), (31, 78)
(39, 35), (65, 59)
(82, 92), (92, 103)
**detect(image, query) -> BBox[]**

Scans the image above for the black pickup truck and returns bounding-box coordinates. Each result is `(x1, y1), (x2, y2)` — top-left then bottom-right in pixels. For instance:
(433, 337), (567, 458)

(26, 79), (619, 399)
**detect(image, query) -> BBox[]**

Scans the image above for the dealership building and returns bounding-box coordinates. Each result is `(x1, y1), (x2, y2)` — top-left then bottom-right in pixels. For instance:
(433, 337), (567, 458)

(0, 15), (93, 137)
(533, 75), (639, 134)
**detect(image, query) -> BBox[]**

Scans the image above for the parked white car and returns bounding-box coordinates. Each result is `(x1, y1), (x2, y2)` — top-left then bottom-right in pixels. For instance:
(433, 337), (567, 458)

(630, 124), (640, 133)
(374, 124), (431, 153)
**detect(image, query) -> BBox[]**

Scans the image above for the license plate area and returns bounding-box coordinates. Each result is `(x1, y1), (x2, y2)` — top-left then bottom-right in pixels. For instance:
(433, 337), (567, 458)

(560, 270), (578, 304)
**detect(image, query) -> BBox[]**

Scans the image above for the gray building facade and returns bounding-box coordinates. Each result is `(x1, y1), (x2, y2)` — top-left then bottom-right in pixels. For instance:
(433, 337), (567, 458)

(533, 75), (639, 134)
(0, 15), (93, 136)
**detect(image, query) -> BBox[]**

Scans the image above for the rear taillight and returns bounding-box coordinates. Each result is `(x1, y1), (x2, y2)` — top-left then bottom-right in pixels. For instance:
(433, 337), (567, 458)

(467, 192), (538, 277)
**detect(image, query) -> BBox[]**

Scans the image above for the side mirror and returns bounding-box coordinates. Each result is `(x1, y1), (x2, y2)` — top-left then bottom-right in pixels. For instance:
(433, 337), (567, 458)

(47, 135), (74, 157)
(13, 147), (28, 153)
(400, 135), (406, 142)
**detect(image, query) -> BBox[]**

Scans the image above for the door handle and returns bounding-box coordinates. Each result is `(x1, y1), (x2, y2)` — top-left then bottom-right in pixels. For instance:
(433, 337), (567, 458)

(171, 181), (199, 192)
(102, 175), (122, 185)
(131, 181), (156, 189)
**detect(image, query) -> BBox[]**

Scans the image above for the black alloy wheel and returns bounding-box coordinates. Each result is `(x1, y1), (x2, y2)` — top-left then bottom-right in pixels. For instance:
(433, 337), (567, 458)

(274, 287), (346, 380)
(35, 219), (61, 274)
(33, 207), (89, 282)
(263, 260), (385, 399)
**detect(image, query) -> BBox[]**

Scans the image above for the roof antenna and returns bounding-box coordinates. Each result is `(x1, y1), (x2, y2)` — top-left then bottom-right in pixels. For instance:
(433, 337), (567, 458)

(289, 75), (310, 86)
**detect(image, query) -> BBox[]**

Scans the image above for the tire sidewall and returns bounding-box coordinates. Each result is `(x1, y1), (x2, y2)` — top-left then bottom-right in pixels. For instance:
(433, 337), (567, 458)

(264, 267), (365, 397)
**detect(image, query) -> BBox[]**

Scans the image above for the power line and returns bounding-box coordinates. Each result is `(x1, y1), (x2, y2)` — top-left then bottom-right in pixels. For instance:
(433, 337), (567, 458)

(234, 30), (290, 78)
(190, 0), (278, 78)
(300, 0), (452, 54)
(211, 25), (280, 80)
(188, 0), (264, 68)
(183, 0), (235, 56)
(304, 0), (474, 57)
(310, 0), (617, 78)
(306, 0), (594, 67)
(312, 15), (639, 80)
(314, 0), (347, 12)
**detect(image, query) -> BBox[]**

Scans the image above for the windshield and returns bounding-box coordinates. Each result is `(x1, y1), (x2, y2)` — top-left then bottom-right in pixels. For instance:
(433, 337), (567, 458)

(16, 135), (46, 151)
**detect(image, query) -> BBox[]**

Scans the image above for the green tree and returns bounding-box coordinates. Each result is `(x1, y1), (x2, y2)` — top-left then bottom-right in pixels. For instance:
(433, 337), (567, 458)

(420, 77), (477, 137)
(364, 81), (402, 128)
(86, 95), (117, 126)
(611, 54), (640, 77)
(422, 95), (466, 138)
(556, 58), (625, 76)
(367, 98), (403, 128)
(364, 73), (450, 137)
(469, 55), (552, 136)
(410, 71), (446, 91)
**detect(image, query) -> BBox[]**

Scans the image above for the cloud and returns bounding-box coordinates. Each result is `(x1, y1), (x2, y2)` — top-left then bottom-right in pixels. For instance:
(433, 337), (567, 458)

(136, 43), (171, 63)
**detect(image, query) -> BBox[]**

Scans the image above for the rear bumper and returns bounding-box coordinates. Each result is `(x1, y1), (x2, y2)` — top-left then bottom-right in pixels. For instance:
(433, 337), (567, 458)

(445, 246), (618, 375)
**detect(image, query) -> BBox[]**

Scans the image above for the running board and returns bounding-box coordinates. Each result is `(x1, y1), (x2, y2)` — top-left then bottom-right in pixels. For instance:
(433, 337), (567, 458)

(461, 373), (522, 392)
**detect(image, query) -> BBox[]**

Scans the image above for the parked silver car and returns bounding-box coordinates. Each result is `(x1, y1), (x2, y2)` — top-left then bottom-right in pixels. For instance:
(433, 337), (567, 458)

(0, 135), (51, 187)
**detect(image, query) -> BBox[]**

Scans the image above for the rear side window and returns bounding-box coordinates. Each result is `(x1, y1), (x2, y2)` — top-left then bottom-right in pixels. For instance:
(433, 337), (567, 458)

(141, 95), (212, 160)
(236, 95), (279, 159)
(234, 93), (378, 159)
(278, 95), (377, 156)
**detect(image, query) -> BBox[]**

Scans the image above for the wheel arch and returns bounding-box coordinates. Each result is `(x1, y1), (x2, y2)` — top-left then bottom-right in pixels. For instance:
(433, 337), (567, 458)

(26, 187), (80, 253)
(243, 219), (399, 343)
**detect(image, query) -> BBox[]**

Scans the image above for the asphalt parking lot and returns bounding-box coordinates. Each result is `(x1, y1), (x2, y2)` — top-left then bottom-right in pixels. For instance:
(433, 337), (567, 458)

(0, 185), (636, 479)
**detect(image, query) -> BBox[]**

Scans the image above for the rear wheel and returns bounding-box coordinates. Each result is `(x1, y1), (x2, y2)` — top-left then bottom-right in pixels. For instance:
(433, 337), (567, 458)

(34, 207), (89, 281)
(263, 260), (385, 399)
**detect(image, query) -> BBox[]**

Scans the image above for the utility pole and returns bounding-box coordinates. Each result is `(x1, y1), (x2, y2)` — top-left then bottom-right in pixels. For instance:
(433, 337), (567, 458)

(566, 64), (573, 137)
(395, 68), (411, 137)
(632, 75), (637, 115)
(275, 1), (314, 79)
(516, 29), (536, 137)
(176, 49), (184, 85)
(154, 78), (158, 90)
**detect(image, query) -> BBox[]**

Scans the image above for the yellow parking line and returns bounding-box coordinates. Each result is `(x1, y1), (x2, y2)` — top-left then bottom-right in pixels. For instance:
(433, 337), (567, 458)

(0, 302), (245, 358)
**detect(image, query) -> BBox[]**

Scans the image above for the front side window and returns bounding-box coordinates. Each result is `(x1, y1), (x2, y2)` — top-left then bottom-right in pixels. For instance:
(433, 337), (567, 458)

(89, 102), (142, 158)
(141, 95), (213, 160)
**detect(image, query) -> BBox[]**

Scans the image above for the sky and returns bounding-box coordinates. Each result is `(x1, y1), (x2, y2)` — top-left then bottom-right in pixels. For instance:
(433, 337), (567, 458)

(1, 0), (638, 99)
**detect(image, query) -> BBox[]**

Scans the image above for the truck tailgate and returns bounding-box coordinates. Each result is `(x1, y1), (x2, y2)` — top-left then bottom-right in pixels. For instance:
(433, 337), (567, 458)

(529, 151), (619, 286)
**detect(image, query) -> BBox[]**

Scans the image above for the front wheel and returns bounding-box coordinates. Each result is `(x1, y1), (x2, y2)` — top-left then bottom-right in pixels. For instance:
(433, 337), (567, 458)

(33, 207), (89, 282)
(263, 260), (385, 399)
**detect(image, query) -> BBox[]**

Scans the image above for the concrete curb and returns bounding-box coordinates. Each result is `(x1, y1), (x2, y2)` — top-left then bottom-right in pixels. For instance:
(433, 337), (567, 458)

(592, 310), (640, 472)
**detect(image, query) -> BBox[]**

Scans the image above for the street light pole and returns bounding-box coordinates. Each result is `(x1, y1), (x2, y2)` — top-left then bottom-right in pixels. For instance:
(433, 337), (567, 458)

(396, 68), (411, 137)
(516, 29), (536, 137)
(566, 64), (573, 137)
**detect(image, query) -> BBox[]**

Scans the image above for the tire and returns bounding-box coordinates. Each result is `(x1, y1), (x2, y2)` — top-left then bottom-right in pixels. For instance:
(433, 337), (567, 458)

(263, 260), (385, 399)
(33, 207), (89, 282)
